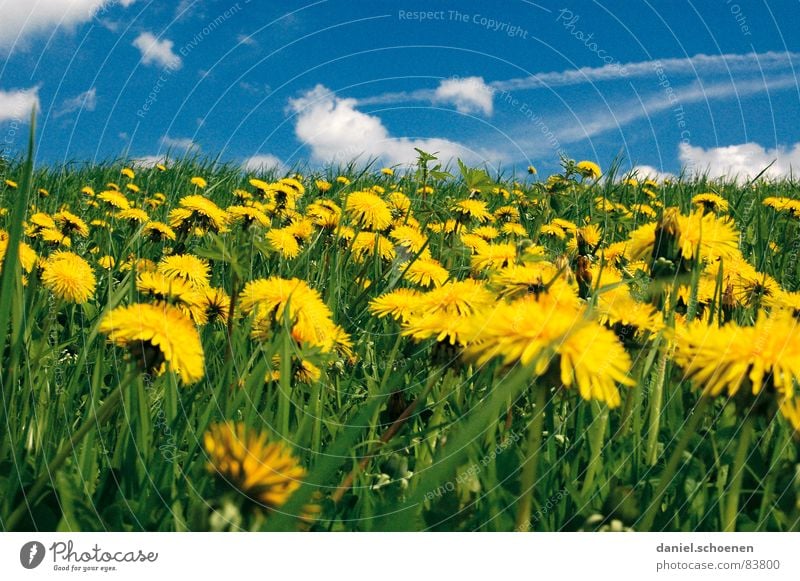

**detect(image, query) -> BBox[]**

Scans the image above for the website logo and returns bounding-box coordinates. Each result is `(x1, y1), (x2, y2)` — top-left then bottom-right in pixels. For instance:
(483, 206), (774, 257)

(20, 541), (46, 569)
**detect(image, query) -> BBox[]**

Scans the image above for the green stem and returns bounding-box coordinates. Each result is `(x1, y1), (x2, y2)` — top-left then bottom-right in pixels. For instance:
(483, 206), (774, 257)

(515, 386), (548, 531)
(723, 415), (754, 532)
(639, 395), (709, 531)
(646, 349), (669, 466)
(581, 401), (609, 500)
(6, 380), (126, 530)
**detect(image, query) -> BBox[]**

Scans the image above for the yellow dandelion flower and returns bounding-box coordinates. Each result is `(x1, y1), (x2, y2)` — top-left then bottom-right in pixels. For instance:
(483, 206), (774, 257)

(472, 225), (500, 240)
(465, 296), (633, 407)
(471, 242), (517, 272)
(369, 289), (422, 322)
(158, 254), (211, 288)
(402, 258), (450, 288)
(116, 208), (150, 224)
(97, 255), (116, 270)
(136, 271), (207, 324)
(692, 193), (729, 213)
(173, 195), (229, 233)
(121, 167), (135, 179)
(200, 287), (231, 324)
(345, 191), (392, 231)
(453, 199), (494, 223)
(576, 160), (601, 180)
(673, 311), (800, 399)
(266, 228), (302, 259)
(350, 232), (395, 262)
(191, 176), (208, 189)
(240, 277), (343, 352)
(143, 221), (176, 242)
(41, 251), (96, 304)
(54, 210), (89, 237)
(97, 190), (131, 210)
(415, 279), (494, 316)
(99, 302), (205, 384)
(389, 225), (429, 258)
(204, 422), (305, 509)
(228, 205), (271, 228)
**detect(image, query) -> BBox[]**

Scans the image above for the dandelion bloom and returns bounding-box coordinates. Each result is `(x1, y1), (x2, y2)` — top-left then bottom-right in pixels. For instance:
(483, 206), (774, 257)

(191, 176), (208, 189)
(158, 254), (211, 288)
(369, 289), (422, 322)
(143, 221), (176, 242)
(204, 422), (305, 509)
(672, 311), (800, 399)
(172, 195), (229, 233)
(402, 258), (449, 288)
(576, 161), (601, 179)
(692, 193), (729, 214)
(465, 296), (634, 407)
(350, 232), (395, 262)
(266, 228), (302, 259)
(54, 210), (90, 237)
(41, 251), (96, 304)
(99, 302), (205, 384)
(240, 277), (347, 352)
(345, 191), (392, 231)
(453, 199), (493, 223)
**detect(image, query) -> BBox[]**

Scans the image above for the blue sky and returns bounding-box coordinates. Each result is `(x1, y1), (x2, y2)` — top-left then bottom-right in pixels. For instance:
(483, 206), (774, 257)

(1, 0), (799, 179)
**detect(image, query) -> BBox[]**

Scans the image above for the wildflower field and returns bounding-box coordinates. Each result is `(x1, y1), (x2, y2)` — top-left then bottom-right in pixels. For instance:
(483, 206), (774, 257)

(1, 144), (799, 533)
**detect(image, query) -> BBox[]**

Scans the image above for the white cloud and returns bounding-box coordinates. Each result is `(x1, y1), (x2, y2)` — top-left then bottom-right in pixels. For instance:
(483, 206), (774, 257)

(679, 142), (800, 181)
(53, 87), (96, 118)
(244, 154), (285, 172)
(160, 135), (196, 152)
(133, 32), (182, 69)
(433, 76), (494, 116)
(289, 85), (496, 167)
(628, 165), (675, 181)
(359, 51), (799, 109)
(493, 51), (799, 92)
(0, 87), (40, 122)
(131, 155), (166, 168)
(0, 1), (103, 50)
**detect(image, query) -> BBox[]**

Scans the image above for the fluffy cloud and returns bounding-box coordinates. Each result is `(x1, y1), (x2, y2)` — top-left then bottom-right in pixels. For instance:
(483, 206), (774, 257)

(628, 165), (675, 181)
(0, 1), (136, 51)
(243, 154), (285, 172)
(160, 135), (196, 152)
(53, 88), (97, 118)
(133, 32), (182, 69)
(0, 88), (40, 122)
(433, 76), (494, 116)
(289, 85), (495, 166)
(131, 155), (166, 168)
(679, 142), (800, 181)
